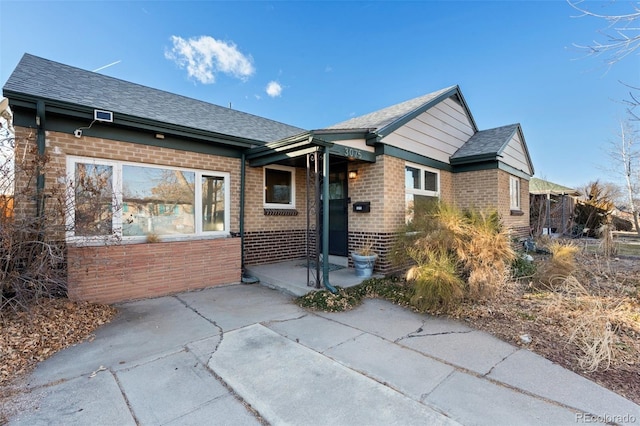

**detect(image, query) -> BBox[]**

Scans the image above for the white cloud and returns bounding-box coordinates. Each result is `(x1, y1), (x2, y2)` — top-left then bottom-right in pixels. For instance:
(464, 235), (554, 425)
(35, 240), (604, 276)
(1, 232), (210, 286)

(165, 35), (255, 84)
(266, 81), (282, 97)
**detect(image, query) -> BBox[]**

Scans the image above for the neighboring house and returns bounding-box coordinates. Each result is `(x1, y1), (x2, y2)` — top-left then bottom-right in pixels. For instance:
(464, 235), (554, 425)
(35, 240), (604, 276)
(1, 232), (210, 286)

(529, 177), (581, 236)
(3, 53), (534, 303)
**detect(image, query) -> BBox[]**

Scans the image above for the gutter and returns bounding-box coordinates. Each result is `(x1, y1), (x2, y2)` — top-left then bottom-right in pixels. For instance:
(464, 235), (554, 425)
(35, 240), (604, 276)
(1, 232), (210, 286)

(35, 100), (46, 220)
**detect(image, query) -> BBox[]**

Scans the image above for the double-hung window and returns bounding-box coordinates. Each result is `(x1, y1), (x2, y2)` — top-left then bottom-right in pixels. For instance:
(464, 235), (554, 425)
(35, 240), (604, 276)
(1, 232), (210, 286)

(264, 165), (295, 209)
(67, 156), (230, 241)
(405, 163), (439, 217)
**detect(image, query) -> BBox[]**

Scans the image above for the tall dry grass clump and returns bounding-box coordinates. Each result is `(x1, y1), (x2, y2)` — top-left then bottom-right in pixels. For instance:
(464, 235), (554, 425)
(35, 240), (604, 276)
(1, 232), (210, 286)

(395, 202), (515, 312)
(535, 241), (579, 289)
(544, 274), (632, 372)
(406, 249), (465, 312)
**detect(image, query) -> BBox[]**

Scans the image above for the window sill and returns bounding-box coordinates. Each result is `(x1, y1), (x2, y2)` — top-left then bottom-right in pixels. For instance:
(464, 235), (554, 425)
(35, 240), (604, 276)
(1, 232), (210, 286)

(264, 208), (299, 216)
(510, 209), (524, 216)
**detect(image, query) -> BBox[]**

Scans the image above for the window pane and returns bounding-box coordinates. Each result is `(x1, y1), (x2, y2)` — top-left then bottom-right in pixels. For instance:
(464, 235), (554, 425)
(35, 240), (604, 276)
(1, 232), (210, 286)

(405, 167), (420, 189)
(122, 165), (195, 236)
(265, 168), (292, 204)
(75, 163), (113, 236)
(424, 171), (438, 192)
(202, 175), (225, 231)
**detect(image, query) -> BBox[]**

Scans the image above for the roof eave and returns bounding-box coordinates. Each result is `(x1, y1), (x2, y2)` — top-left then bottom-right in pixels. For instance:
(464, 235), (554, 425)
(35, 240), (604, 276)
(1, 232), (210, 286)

(4, 91), (263, 149)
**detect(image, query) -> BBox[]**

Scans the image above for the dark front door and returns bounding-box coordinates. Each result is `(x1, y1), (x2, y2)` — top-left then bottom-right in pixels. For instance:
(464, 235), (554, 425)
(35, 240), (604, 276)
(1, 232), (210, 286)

(328, 163), (348, 256)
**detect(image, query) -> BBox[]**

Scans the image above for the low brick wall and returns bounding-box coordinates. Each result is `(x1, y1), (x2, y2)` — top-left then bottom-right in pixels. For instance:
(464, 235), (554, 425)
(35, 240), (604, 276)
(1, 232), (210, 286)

(244, 229), (307, 265)
(68, 237), (241, 304)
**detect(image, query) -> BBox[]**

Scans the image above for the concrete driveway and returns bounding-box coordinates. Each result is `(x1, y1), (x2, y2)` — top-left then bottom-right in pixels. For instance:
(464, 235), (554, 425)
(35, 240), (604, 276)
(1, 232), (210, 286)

(6, 284), (639, 425)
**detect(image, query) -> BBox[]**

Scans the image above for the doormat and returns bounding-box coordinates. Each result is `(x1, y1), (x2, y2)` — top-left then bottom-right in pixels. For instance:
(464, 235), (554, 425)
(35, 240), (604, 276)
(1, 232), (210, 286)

(298, 261), (345, 272)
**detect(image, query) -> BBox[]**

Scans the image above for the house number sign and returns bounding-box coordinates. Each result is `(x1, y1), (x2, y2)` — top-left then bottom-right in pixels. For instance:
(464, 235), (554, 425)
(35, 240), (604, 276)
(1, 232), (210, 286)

(344, 147), (363, 159)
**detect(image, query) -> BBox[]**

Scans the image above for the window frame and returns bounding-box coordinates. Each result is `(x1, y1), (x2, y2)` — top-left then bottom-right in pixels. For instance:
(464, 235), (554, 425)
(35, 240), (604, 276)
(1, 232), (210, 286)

(405, 162), (440, 198)
(510, 176), (521, 210)
(263, 164), (296, 209)
(66, 156), (230, 243)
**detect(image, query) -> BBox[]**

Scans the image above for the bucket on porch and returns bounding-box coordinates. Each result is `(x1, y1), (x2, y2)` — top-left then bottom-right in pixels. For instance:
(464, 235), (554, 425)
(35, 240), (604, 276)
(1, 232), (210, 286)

(351, 253), (378, 278)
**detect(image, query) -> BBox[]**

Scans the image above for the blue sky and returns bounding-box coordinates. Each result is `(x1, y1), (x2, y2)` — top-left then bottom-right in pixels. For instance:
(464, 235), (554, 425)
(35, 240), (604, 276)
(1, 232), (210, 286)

(1, 1), (638, 189)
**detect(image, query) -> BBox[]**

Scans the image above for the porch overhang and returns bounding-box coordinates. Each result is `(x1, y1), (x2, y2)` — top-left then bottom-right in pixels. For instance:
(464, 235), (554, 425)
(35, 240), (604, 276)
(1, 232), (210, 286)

(245, 130), (376, 167)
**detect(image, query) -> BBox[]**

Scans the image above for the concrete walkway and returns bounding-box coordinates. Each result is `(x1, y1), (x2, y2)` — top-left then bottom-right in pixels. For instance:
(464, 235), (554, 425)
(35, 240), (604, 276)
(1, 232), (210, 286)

(5, 284), (639, 425)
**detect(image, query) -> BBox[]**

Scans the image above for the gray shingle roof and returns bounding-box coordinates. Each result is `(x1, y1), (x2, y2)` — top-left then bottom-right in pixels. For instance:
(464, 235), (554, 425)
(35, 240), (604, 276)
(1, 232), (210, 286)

(325, 86), (458, 132)
(3, 54), (305, 143)
(451, 123), (519, 160)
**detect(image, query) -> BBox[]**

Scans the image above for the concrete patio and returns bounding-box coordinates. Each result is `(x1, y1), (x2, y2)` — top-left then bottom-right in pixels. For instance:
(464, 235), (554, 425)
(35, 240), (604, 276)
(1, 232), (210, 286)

(245, 258), (383, 296)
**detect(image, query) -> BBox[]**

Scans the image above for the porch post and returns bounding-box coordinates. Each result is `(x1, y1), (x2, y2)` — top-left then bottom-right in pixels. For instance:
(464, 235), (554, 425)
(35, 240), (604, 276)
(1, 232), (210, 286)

(322, 147), (337, 293)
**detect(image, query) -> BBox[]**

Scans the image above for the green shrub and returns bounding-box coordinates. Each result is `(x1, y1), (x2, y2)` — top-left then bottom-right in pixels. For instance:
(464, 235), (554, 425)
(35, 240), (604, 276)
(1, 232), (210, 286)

(511, 254), (537, 279)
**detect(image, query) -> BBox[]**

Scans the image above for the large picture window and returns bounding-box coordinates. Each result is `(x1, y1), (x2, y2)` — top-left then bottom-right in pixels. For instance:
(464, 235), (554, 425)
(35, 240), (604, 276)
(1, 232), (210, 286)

(67, 156), (230, 241)
(405, 163), (440, 219)
(264, 165), (295, 208)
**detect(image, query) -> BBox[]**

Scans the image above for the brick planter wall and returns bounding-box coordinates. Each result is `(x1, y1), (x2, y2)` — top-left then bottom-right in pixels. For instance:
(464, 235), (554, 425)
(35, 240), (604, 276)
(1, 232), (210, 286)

(68, 238), (241, 304)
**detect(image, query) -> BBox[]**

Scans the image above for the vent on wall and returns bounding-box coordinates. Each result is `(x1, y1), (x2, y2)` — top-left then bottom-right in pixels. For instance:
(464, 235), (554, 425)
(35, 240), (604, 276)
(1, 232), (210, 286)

(94, 109), (113, 122)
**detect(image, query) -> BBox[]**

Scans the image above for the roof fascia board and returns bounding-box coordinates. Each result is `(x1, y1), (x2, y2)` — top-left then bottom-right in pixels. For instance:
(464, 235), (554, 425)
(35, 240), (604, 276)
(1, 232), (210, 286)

(375, 144), (452, 172)
(248, 146), (321, 167)
(5, 91), (261, 149)
(450, 153), (499, 165)
(245, 132), (334, 160)
(514, 125), (535, 176)
(452, 160), (531, 180)
(376, 86), (479, 138)
(11, 111), (243, 158)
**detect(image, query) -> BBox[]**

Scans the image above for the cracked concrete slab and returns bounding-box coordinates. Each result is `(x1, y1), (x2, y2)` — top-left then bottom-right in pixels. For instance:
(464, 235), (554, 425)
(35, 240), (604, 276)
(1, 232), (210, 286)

(324, 332), (455, 401)
(177, 284), (306, 331)
(400, 329), (518, 375)
(488, 349), (640, 424)
(8, 370), (135, 426)
(116, 350), (252, 425)
(25, 295), (220, 386)
(425, 371), (580, 425)
(265, 314), (364, 352)
(208, 324), (459, 426)
(317, 299), (432, 340)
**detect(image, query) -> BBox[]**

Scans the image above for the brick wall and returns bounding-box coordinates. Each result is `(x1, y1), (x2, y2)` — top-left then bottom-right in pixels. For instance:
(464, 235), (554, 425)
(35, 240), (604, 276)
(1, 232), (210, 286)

(12, 126), (243, 303)
(68, 238), (241, 304)
(243, 229), (307, 265)
(454, 168), (530, 238)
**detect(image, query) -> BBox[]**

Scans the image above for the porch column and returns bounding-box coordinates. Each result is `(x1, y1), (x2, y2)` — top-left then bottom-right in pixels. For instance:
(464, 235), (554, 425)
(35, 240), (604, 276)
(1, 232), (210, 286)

(322, 148), (337, 293)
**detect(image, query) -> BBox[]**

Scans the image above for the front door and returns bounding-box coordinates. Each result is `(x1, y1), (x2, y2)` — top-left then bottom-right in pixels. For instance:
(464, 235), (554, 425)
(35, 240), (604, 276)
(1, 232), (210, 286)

(328, 163), (348, 256)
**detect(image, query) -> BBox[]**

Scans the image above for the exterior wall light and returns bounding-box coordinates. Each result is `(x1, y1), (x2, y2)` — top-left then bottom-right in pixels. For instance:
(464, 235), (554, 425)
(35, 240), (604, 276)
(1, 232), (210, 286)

(348, 170), (358, 179)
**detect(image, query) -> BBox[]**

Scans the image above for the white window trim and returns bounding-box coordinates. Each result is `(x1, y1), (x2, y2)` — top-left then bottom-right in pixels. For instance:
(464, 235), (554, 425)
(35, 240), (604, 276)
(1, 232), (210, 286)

(405, 162), (440, 198)
(66, 156), (230, 243)
(510, 176), (521, 210)
(263, 164), (296, 209)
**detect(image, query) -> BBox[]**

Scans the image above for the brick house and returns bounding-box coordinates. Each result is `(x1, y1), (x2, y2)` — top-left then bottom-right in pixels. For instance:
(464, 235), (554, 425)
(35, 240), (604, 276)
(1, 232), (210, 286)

(3, 54), (534, 303)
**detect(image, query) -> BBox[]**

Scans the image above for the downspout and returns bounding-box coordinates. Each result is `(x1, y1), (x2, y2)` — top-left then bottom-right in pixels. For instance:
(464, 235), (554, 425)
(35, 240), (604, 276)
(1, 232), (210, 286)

(35, 100), (46, 221)
(240, 152), (258, 283)
(322, 147), (337, 293)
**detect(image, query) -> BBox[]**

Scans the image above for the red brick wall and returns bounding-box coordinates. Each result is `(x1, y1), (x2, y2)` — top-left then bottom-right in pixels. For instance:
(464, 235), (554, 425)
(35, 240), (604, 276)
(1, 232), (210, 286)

(68, 238), (241, 304)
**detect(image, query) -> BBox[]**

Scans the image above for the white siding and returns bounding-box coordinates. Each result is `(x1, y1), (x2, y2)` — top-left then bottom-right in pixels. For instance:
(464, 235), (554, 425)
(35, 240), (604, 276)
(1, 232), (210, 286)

(501, 132), (532, 175)
(381, 97), (474, 164)
(334, 138), (374, 153)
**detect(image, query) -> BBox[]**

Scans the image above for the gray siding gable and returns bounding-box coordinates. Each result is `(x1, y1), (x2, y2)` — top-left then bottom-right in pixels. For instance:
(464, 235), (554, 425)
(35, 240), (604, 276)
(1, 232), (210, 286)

(325, 85), (478, 137)
(3, 53), (305, 143)
(451, 123), (534, 175)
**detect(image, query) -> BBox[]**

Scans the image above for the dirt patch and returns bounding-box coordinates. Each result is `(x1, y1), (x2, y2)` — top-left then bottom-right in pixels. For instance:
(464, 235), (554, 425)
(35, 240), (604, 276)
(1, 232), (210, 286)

(455, 254), (640, 405)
